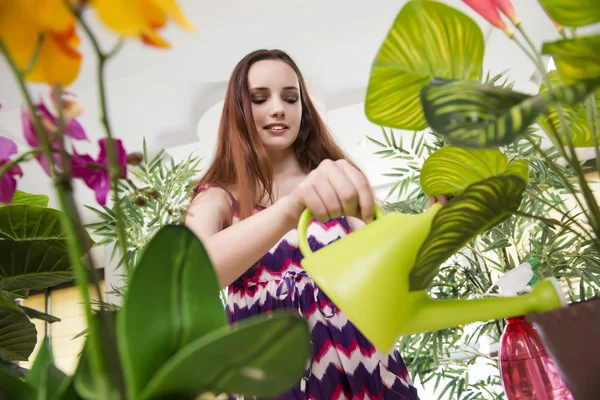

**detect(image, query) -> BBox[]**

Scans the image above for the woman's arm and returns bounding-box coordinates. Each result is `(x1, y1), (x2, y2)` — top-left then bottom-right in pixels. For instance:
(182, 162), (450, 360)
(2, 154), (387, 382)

(185, 189), (300, 289)
(185, 159), (375, 289)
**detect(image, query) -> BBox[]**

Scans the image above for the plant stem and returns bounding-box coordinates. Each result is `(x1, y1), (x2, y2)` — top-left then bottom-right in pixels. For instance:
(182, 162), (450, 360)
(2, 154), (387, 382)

(469, 245), (503, 337)
(0, 41), (56, 176)
(517, 25), (600, 241)
(527, 192), (598, 249)
(22, 35), (45, 76)
(0, 148), (42, 178)
(510, 35), (539, 69)
(53, 84), (127, 399)
(525, 135), (600, 236)
(514, 210), (560, 226)
(75, 10), (132, 276)
(0, 40), (111, 399)
(586, 95), (600, 178)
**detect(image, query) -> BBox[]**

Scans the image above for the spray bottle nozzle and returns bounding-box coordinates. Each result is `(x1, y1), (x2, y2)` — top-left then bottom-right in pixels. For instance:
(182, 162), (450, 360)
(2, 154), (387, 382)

(494, 258), (541, 297)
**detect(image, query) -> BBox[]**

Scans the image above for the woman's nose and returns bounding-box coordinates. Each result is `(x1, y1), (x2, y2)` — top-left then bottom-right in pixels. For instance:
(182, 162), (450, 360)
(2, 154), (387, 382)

(269, 99), (285, 118)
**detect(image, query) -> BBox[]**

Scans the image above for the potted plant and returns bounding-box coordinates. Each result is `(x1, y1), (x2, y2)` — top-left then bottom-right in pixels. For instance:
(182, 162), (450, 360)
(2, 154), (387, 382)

(0, 2), (311, 399)
(362, 0), (599, 398)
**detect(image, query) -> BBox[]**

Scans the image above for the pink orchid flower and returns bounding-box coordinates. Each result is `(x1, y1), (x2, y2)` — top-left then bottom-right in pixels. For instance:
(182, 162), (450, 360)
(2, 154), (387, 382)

(463, 0), (513, 37)
(0, 136), (24, 204)
(21, 101), (87, 175)
(72, 138), (127, 205)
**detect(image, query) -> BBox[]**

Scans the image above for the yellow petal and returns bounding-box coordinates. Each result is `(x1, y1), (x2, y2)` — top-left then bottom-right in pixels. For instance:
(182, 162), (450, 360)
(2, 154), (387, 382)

(141, 0), (168, 29)
(0, 1), (42, 67)
(90, 0), (150, 36)
(25, 28), (82, 87)
(141, 29), (171, 48)
(23, 0), (75, 33)
(149, 0), (195, 31)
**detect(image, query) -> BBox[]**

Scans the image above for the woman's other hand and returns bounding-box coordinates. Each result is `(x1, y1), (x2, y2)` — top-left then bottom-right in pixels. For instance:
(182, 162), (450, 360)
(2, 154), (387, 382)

(428, 195), (449, 209)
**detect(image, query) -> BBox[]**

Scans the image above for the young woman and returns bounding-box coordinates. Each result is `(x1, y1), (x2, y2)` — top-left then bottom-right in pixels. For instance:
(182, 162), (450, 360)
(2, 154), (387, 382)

(185, 49), (425, 399)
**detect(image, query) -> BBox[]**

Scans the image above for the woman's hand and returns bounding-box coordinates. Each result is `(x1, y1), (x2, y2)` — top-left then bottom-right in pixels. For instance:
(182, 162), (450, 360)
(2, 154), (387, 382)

(287, 159), (375, 224)
(428, 195), (449, 208)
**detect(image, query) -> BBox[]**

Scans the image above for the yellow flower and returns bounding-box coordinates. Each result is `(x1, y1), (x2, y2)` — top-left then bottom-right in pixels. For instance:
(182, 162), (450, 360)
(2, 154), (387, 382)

(90, 0), (195, 48)
(0, 0), (82, 86)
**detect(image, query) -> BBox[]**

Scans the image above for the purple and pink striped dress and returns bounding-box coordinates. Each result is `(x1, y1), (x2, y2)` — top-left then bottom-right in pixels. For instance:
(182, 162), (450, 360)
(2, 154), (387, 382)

(194, 184), (419, 400)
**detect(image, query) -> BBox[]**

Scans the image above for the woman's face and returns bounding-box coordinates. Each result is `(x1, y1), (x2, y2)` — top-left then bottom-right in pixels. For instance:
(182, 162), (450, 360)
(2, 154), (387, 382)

(247, 59), (302, 153)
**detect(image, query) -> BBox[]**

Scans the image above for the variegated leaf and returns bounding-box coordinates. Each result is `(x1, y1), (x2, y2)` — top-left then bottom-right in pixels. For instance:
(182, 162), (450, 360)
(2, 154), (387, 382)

(420, 147), (529, 197)
(365, 0), (484, 130)
(420, 79), (600, 147)
(537, 71), (599, 147)
(538, 0), (600, 27)
(542, 35), (600, 84)
(410, 175), (527, 290)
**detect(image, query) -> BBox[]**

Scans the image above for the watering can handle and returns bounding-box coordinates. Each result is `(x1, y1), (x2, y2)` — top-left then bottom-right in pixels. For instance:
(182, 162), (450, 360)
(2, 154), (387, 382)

(297, 205), (385, 256)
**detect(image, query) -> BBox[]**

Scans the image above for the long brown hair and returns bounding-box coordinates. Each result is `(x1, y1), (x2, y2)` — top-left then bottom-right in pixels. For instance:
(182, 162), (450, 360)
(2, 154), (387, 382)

(193, 49), (357, 220)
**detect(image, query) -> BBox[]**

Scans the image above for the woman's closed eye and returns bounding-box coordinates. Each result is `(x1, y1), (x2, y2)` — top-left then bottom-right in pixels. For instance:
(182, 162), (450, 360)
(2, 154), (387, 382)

(251, 97), (298, 105)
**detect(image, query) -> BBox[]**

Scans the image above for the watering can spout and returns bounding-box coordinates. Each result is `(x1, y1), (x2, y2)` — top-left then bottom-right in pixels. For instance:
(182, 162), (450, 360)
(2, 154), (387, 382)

(297, 205), (567, 353)
(400, 279), (566, 337)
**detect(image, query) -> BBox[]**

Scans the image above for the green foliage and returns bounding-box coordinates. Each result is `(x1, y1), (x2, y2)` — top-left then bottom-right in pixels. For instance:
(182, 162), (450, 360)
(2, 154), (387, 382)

(537, 71), (599, 147)
(420, 147), (529, 198)
(538, 0), (600, 27)
(0, 225), (311, 399)
(373, 125), (599, 398)
(117, 225), (228, 397)
(85, 140), (202, 271)
(411, 175), (528, 290)
(0, 291), (37, 362)
(368, 128), (445, 202)
(365, 0), (484, 130)
(0, 196), (81, 362)
(542, 35), (600, 84)
(0, 190), (49, 208)
(420, 78), (600, 147)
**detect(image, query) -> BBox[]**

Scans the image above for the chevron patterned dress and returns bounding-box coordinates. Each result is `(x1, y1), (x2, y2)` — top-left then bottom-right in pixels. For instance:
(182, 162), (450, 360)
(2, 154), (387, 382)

(194, 184), (419, 400)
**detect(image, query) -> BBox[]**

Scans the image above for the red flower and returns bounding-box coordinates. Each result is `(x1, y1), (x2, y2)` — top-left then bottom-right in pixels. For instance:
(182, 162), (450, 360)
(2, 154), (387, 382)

(463, 0), (513, 37)
(493, 0), (519, 25)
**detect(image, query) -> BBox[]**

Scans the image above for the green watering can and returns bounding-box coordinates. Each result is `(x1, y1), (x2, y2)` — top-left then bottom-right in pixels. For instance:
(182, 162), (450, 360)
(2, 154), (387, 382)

(297, 204), (566, 353)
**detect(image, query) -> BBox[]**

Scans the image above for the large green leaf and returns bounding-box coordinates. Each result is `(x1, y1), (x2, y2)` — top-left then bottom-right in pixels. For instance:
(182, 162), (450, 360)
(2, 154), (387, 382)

(420, 79), (600, 147)
(118, 225), (228, 397)
(0, 291), (37, 361)
(0, 241), (73, 293)
(420, 147), (529, 197)
(537, 71), (599, 147)
(142, 312), (310, 400)
(365, 0), (484, 130)
(542, 35), (600, 84)
(19, 306), (60, 323)
(538, 0), (600, 27)
(0, 205), (93, 293)
(0, 205), (71, 250)
(0, 191), (49, 208)
(410, 175), (527, 290)
(0, 364), (36, 400)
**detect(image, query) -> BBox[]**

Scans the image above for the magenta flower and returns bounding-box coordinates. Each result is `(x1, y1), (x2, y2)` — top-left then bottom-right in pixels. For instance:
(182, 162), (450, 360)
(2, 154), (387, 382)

(0, 136), (24, 204)
(21, 101), (87, 175)
(72, 139), (127, 205)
